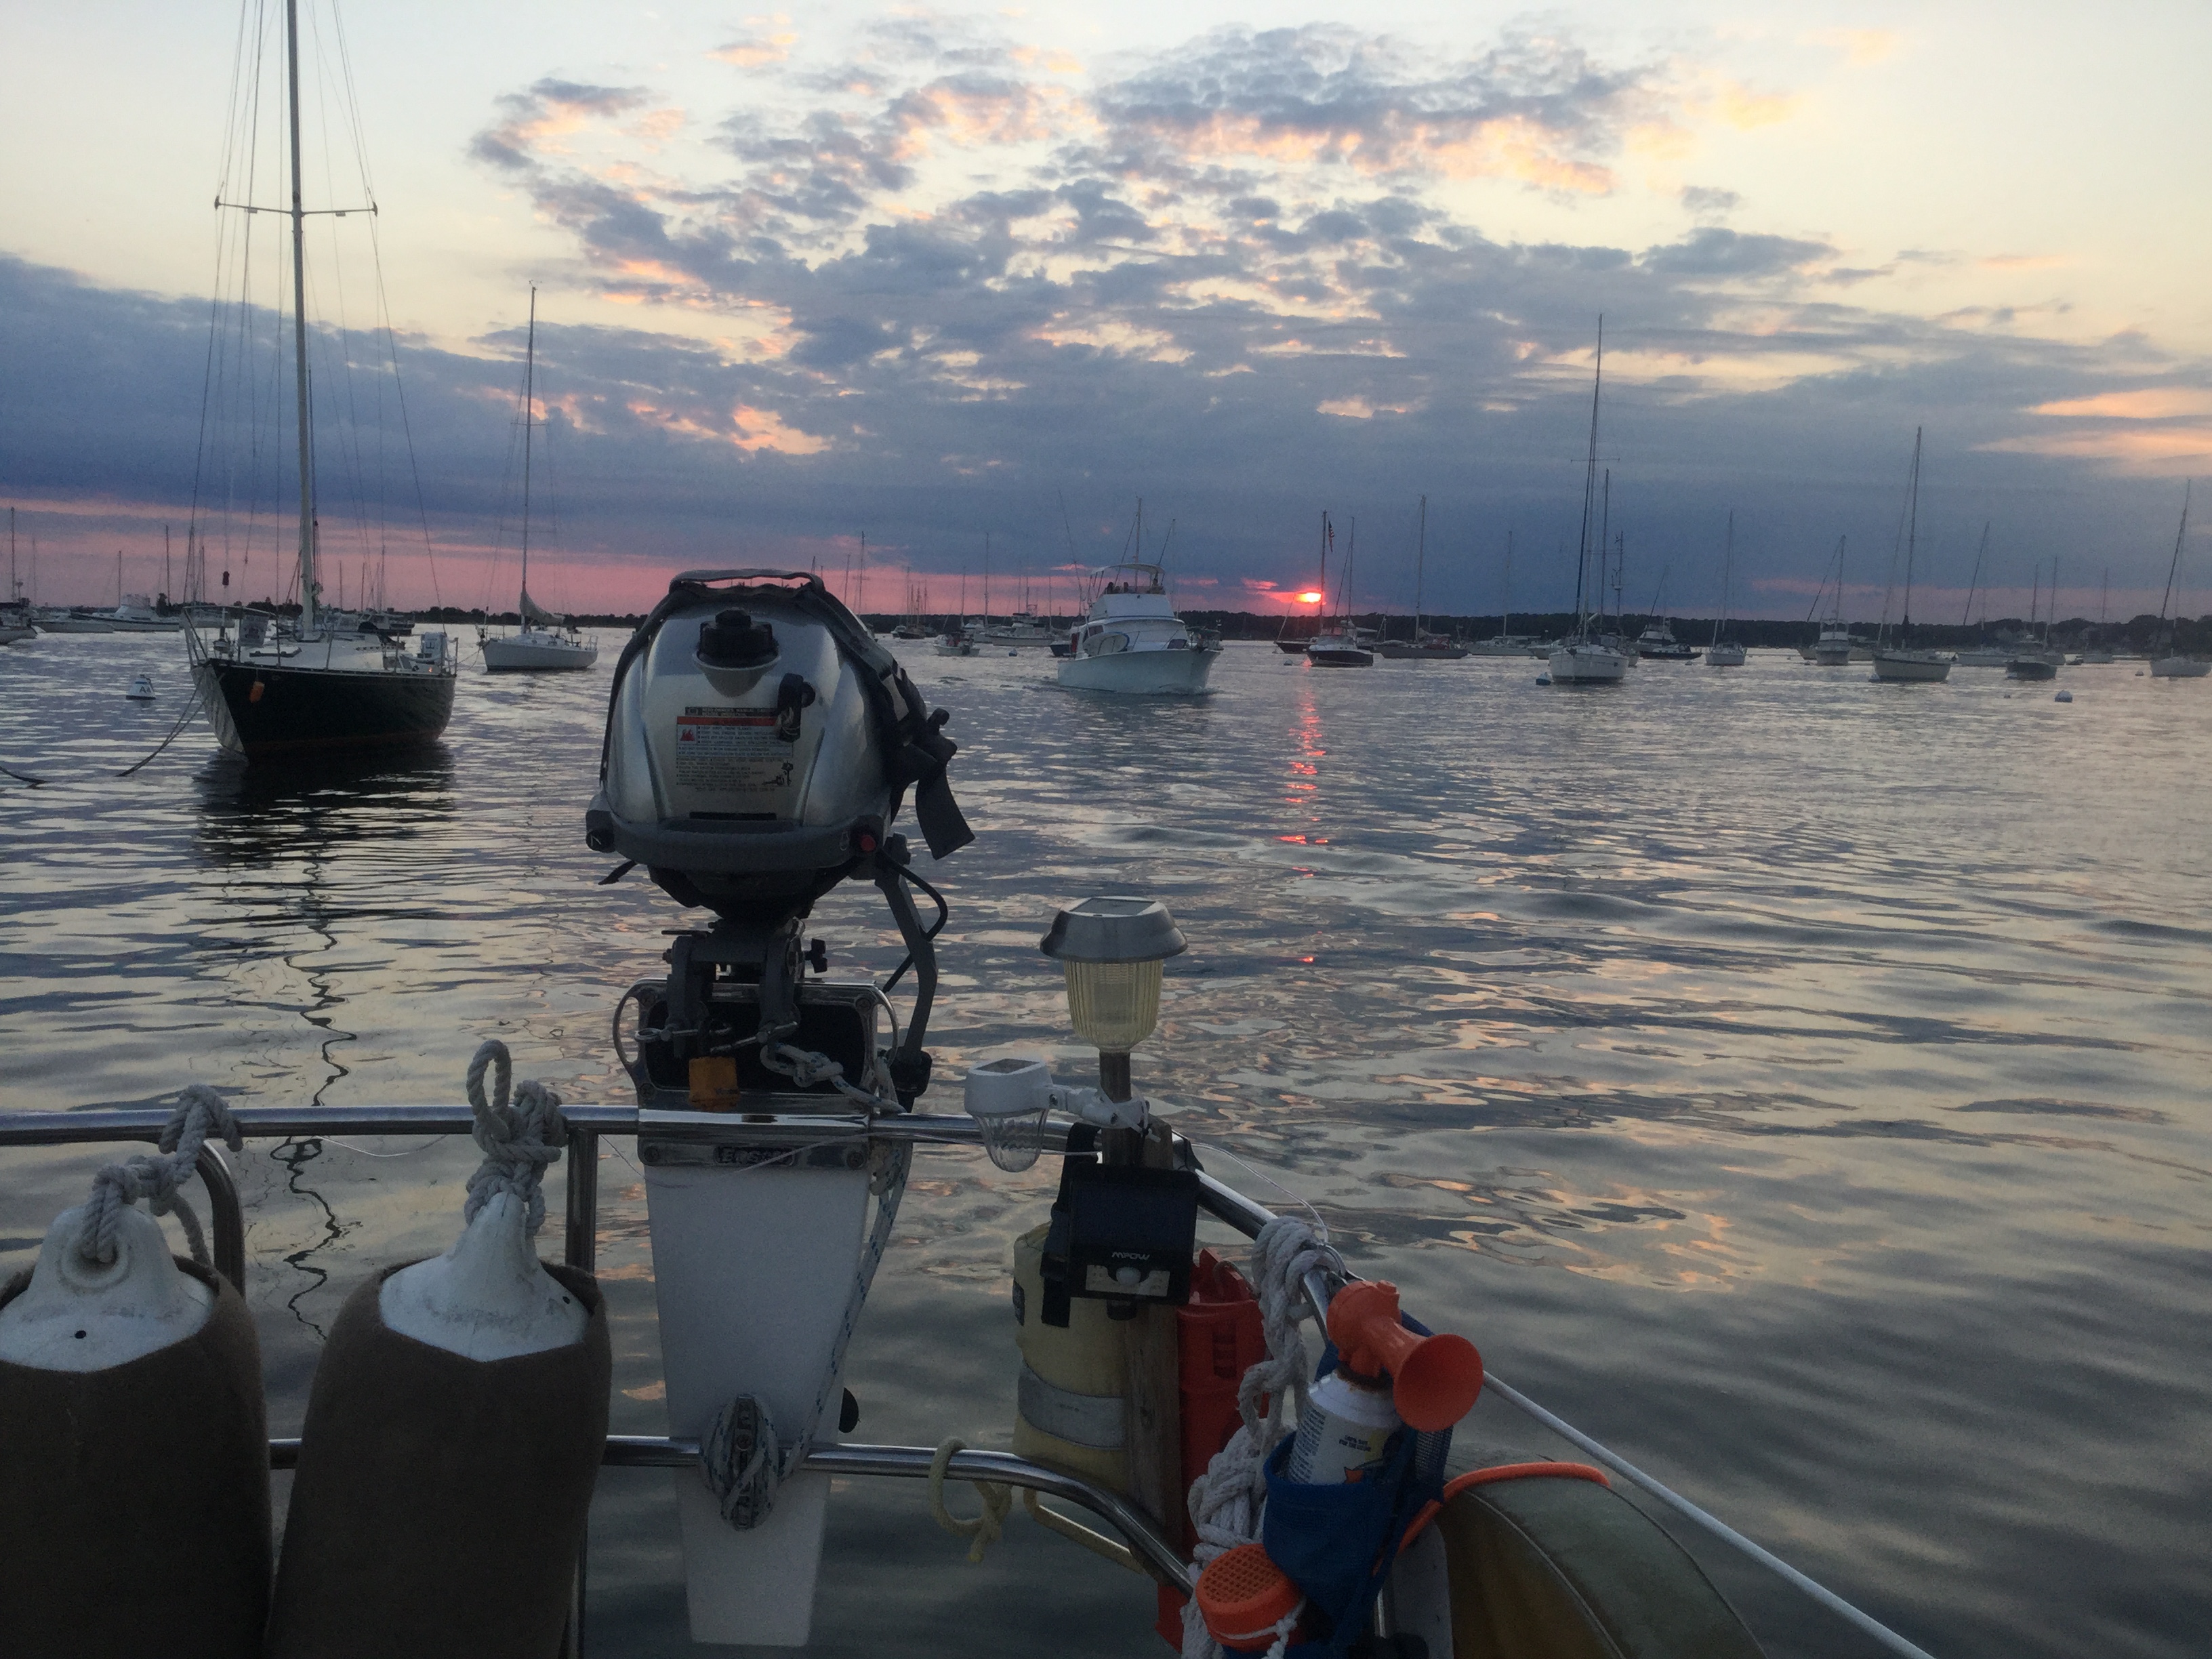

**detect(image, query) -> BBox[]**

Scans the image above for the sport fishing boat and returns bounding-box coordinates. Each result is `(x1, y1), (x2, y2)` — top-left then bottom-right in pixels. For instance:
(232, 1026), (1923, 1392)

(2149, 484), (2209, 678)
(1549, 321), (1627, 687)
(1869, 430), (1954, 684)
(1634, 620), (1696, 661)
(0, 567), (1949, 1659)
(479, 290), (598, 674)
(1059, 562), (1218, 693)
(107, 594), (182, 633)
(181, 0), (456, 754)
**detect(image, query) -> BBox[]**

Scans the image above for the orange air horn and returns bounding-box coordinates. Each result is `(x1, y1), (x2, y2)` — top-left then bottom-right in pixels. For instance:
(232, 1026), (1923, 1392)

(1325, 1282), (1483, 1432)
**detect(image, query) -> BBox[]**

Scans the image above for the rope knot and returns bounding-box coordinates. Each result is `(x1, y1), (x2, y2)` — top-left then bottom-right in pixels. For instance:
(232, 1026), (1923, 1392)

(700, 1394), (795, 1530)
(77, 1084), (241, 1269)
(462, 1040), (565, 1236)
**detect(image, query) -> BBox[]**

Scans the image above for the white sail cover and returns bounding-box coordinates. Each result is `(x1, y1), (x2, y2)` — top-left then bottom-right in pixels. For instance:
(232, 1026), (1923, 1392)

(520, 586), (562, 626)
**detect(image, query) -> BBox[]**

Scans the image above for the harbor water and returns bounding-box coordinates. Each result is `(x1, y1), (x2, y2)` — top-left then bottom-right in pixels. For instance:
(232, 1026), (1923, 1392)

(2, 633), (2208, 1658)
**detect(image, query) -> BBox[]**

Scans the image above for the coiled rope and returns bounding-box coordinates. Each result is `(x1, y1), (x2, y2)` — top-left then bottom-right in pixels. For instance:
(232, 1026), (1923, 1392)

(926, 1437), (1012, 1563)
(76, 1084), (243, 1269)
(461, 1040), (565, 1237)
(699, 1135), (912, 1530)
(1179, 1216), (1340, 1659)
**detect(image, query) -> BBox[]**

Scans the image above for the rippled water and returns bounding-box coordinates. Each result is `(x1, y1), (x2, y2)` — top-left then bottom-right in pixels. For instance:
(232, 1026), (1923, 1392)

(3, 632), (2209, 1659)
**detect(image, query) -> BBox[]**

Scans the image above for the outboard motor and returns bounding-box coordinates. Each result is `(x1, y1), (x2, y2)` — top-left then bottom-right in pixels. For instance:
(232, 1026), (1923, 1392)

(587, 570), (970, 1647)
(590, 569), (970, 1109)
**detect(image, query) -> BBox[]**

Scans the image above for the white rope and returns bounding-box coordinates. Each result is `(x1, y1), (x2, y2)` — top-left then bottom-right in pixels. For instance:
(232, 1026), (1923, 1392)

(462, 1040), (564, 1237)
(77, 1084), (243, 1268)
(701, 1135), (912, 1530)
(1179, 1216), (1340, 1659)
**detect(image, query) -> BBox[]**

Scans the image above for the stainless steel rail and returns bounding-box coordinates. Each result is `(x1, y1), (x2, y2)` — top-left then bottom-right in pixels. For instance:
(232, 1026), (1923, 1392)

(264, 1435), (1193, 1593)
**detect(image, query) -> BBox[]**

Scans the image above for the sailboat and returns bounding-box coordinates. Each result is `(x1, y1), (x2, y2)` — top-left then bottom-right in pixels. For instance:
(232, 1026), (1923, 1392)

(1707, 513), (1746, 666)
(1306, 513), (1374, 667)
(184, 0), (457, 756)
(1551, 321), (1628, 685)
(2005, 559), (2063, 679)
(1868, 428), (1954, 682)
(2078, 571), (2115, 663)
(1634, 568), (1698, 661)
(480, 290), (597, 673)
(2150, 482), (2209, 678)
(1277, 516), (1326, 653)
(1377, 497), (1467, 659)
(0, 512), (35, 644)
(1468, 531), (1540, 655)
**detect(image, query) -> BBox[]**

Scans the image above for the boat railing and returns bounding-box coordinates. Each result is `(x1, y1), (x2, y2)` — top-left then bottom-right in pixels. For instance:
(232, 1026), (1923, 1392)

(0, 1105), (1939, 1659)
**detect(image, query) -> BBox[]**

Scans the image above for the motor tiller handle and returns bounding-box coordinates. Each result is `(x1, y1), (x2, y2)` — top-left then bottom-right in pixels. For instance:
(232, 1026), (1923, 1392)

(1325, 1281), (1483, 1432)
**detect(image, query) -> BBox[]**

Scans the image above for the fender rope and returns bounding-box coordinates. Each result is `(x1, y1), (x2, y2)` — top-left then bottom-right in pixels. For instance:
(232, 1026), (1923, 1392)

(77, 1084), (243, 1268)
(1179, 1216), (1340, 1659)
(926, 1437), (1013, 1563)
(462, 1040), (565, 1236)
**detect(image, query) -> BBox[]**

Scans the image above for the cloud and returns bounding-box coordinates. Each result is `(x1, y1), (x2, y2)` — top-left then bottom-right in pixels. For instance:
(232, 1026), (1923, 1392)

(10, 18), (2212, 618)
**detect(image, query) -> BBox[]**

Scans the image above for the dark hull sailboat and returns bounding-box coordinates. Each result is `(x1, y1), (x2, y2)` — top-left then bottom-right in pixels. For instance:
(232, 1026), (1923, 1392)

(194, 654), (455, 756)
(182, 0), (456, 762)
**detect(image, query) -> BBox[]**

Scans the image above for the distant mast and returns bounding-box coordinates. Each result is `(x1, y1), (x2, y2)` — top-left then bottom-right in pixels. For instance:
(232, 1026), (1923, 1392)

(520, 285), (536, 619)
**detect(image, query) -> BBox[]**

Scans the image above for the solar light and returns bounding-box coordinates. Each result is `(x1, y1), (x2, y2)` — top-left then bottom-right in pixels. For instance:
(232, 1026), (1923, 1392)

(1039, 896), (1186, 1101)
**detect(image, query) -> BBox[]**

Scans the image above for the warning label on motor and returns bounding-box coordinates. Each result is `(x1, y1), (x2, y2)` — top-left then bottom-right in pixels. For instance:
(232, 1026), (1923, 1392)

(672, 707), (796, 794)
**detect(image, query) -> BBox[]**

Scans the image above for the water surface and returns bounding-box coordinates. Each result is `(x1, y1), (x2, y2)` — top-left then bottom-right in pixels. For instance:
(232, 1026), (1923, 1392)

(3, 632), (2207, 1658)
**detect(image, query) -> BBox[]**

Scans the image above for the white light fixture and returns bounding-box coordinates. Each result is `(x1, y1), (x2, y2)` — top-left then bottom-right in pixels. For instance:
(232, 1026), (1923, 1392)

(1039, 896), (1185, 1101)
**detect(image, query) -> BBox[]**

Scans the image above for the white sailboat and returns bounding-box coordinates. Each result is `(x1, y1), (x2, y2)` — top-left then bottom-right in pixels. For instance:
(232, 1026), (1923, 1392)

(1869, 428), (1954, 682)
(1551, 321), (1627, 685)
(2150, 482), (2209, 678)
(1707, 512), (1746, 667)
(480, 289), (597, 674)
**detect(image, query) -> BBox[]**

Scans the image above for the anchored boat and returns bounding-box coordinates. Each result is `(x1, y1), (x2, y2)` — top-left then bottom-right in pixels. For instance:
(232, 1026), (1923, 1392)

(1059, 562), (1218, 694)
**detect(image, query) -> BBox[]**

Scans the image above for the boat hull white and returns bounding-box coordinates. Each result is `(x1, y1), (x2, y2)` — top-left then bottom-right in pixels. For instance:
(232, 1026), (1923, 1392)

(2150, 656), (2211, 678)
(1057, 645), (1216, 694)
(481, 633), (598, 672)
(1870, 649), (1954, 682)
(1706, 642), (1746, 667)
(1548, 643), (1626, 684)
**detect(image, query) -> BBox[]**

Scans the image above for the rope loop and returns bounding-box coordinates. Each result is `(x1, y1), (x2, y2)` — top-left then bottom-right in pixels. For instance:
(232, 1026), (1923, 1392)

(701, 1395), (792, 1530)
(77, 1084), (241, 1268)
(462, 1039), (564, 1235)
(926, 1438), (1013, 1564)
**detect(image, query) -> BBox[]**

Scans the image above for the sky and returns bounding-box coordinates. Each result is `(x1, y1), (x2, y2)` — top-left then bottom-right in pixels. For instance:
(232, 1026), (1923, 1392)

(4, 0), (2211, 621)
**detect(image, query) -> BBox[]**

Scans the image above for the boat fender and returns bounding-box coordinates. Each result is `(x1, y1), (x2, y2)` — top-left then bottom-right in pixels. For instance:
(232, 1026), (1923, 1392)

(266, 1043), (610, 1659)
(1394, 1446), (1766, 1658)
(0, 1093), (270, 1659)
(1012, 1219), (1131, 1495)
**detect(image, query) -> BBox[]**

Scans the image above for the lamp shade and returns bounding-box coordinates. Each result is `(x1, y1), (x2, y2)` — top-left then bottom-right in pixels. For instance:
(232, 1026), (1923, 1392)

(1038, 897), (1187, 964)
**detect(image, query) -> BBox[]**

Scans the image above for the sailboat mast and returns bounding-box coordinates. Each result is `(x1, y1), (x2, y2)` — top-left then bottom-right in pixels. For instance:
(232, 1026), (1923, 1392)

(1963, 521), (1988, 626)
(1712, 512), (1732, 649)
(1318, 512), (1328, 627)
(1901, 426), (1922, 632)
(1573, 319), (1603, 632)
(1412, 495), (1426, 640)
(520, 285), (536, 617)
(285, 0), (317, 632)
(2158, 481), (2190, 626)
(1502, 529), (1512, 638)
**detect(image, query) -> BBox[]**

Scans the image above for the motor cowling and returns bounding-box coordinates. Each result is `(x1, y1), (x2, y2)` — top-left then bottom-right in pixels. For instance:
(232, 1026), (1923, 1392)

(588, 572), (964, 926)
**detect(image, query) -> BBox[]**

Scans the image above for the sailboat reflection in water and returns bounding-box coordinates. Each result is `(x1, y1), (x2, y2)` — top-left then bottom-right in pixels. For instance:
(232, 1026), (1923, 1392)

(182, 0), (456, 758)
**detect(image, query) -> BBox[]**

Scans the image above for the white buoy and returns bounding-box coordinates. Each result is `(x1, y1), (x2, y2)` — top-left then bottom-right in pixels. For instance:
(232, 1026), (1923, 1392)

(125, 674), (155, 701)
(0, 1092), (270, 1659)
(267, 1043), (609, 1659)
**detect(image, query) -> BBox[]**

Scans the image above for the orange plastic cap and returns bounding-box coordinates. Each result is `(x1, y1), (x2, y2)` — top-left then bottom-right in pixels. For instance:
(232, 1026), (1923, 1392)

(1326, 1281), (1483, 1432)
(1196, 1542), (1303, 1646)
